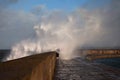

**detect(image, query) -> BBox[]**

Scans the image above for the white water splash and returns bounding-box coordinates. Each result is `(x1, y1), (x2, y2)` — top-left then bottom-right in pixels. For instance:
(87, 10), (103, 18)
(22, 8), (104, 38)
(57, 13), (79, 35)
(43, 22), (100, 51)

(4, 9), (102, 61)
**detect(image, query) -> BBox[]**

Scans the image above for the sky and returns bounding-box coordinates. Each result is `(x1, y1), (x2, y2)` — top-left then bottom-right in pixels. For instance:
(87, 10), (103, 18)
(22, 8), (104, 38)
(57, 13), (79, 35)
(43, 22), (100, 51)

(8, 0), (111, 12)
(9, 0), (87, 12)
(1, 0), (120, 50)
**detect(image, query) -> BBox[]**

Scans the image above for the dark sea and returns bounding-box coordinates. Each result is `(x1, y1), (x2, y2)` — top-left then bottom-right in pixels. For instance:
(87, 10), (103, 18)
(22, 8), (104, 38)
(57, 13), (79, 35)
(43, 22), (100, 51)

(93, 58), (120, 69)
(0, 50), (10, 62)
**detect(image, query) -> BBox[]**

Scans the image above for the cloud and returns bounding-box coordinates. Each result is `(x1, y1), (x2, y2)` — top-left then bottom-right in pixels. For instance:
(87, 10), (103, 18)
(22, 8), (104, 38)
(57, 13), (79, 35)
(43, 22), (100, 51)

(97, 0), (120, 47)
(0, 9), (38, 49)
(0, 0), (120, 60)
(0, 0), (19, 8)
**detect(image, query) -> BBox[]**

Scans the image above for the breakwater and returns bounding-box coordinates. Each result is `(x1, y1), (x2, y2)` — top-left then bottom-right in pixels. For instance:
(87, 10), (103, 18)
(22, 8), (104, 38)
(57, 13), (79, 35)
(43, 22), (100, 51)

(0, 51), (57, 80)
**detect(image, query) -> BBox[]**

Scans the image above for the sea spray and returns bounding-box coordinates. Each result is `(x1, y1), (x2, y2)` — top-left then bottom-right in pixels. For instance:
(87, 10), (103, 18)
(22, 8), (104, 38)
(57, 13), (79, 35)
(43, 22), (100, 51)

(4, 9), (102, 61)
(0, 0), (120, 62)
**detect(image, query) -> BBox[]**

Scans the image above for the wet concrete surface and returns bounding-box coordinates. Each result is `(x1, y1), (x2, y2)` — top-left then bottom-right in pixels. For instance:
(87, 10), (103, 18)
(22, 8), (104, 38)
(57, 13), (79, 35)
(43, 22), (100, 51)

(54, 58), (120, 80)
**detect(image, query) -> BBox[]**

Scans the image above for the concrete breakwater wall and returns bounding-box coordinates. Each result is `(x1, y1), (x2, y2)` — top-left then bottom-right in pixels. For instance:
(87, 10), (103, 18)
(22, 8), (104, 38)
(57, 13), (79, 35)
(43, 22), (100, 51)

(82, 49), (120, 60)
(0, 51), (57, 80)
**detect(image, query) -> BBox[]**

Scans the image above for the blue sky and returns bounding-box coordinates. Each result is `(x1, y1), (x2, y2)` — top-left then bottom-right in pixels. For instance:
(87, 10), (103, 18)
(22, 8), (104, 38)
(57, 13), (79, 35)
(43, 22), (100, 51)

(9, 0), (111, 12)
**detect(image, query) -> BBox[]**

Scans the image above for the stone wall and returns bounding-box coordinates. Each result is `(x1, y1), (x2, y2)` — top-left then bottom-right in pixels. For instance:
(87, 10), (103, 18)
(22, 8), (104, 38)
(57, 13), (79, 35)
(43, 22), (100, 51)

(0, 51), (57, 80)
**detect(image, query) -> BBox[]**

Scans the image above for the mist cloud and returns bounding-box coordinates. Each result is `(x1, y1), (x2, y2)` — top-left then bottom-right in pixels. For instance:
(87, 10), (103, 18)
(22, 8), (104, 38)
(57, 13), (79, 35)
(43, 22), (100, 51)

(0, 0), (120, 60)
(0, 1), (38, 49)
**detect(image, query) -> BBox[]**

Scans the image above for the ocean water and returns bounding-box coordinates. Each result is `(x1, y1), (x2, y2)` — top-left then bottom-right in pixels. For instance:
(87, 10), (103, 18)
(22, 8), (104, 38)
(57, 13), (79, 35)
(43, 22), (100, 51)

(0, 50), (10, 62)
(93, 58), (120, 69)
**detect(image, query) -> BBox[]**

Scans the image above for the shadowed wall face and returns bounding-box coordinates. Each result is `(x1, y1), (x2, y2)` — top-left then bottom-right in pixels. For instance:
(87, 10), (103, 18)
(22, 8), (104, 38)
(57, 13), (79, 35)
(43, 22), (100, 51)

(0, 52), (57, 80)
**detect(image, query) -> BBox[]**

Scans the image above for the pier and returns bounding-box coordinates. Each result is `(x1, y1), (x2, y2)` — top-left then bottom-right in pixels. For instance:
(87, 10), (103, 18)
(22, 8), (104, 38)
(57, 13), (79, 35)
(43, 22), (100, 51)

(0, 50), (120, 80)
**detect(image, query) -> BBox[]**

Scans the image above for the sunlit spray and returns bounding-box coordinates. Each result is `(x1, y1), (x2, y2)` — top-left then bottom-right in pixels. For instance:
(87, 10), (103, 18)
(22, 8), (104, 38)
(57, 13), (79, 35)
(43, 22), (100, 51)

(4, 9), (103, 61)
